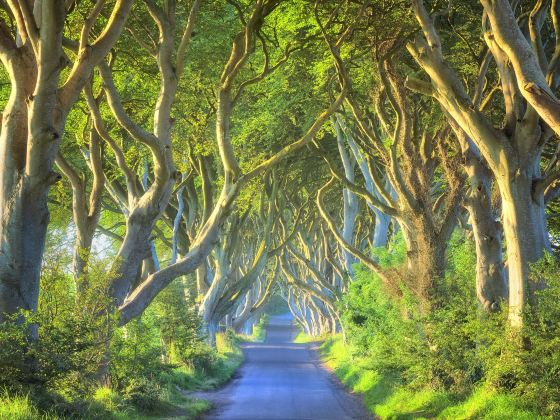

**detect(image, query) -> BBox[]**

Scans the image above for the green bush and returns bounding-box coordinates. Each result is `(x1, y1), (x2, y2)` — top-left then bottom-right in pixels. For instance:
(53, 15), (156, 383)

(0, 315), (32, 392)
(0, 257), (116, 399)
(344, 233), (494, 392)
(180, 342), (222, 374)
(341, 264), (421, 374)
(0, 247), (229, 419)
(122, 377), (162, 412)
(481, 254), (560, 416)
(109, 313), (170, 391)
(335, 232), (560, 417)
(153, 280), (206, 367)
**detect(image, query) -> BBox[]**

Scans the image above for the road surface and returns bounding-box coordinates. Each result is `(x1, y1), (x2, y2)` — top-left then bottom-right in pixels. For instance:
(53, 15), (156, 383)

(201, 313), (371, 420)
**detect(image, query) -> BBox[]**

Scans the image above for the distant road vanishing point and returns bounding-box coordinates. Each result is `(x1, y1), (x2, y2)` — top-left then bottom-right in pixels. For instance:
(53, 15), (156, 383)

(202, 313), (371, 420)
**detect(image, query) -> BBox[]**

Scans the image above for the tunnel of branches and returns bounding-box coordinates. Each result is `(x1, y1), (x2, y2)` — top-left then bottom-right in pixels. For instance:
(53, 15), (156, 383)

(1, 0), (560, 417)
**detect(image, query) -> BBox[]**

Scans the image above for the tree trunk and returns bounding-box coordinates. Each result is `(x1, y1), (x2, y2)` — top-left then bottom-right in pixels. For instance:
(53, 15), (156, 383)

(73, 222), (97, 293)
(196, 262), (210, 298)
(206, 320), (218, 347)
(450, 124), (508, 311)
(224, 313), (232, 329)
(464, 159), (507, 312)
(242, 318), (253, 336)
(344, 123), (392, 248)
(109, 217), (159, 305)
(402, 221), (447, 313)
(0, 54), (62, 324)
(372, 212), (391, 248)
(0, 91), (31, 320)
(334, 118), (358, 276)
(233, 290), (255, 331)
(498, 170), (550, 326)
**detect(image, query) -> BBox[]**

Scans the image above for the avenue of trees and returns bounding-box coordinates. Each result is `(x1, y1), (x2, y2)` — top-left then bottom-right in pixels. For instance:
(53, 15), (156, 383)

(0, 0), (559, 417)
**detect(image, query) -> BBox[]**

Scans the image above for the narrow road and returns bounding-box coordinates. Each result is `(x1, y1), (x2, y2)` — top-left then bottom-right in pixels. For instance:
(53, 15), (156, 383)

(202, 313), (371, 420)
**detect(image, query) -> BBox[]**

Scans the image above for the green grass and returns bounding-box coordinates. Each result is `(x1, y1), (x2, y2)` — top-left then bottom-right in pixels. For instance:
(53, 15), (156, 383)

(0, 335), (244, 420)
(88, 385), (209, 420)
(0, 391), (56, 420)
(196, 333), (244, 390)
(318, 336), (545, 420)
(438, 386), (547, 420)
(93, 386), (125, 412)
(156, 331), (244, 390)
(292, 327), (330, 344)
(375, 387), (453, 419)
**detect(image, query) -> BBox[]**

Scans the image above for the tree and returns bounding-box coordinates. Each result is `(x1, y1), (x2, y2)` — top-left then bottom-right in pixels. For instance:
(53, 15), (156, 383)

(407, 0), (559, 325)
(0, 0), (132, 324)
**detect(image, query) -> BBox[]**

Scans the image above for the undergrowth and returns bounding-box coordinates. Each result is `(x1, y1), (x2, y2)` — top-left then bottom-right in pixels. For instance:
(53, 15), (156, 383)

(311, 232), (559, 419)
(0, 248), (259, 420)
(319, 336), (544, 419)
(0, 329), (245, 419)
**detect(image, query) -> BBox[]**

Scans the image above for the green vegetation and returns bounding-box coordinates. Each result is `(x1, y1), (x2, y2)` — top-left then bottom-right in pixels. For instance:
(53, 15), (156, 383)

(0, 327), (244, 419)
(293, 330), (319, 344)
(313, 235), (560, 419)
(0, 391), (56, 420)
(0, 246), (250, 419)
(293, 327), (328, 344)
(320, 336), (543, 420)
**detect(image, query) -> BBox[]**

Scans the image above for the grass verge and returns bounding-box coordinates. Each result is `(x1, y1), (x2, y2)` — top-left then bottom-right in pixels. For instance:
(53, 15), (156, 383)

(292, 329), (330, 344)
(0, 331), (246, 420)
(317, 335), (545, 420)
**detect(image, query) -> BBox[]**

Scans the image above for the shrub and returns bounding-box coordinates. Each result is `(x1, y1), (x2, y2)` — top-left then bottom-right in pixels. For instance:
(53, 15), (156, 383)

(0, 239), (235, 419)
(337, 231), (560, 417)
(93, 386), (125, 412)
(0, 256), (116, 399)
(122, 377), (162, 412)
(341, 264), (421, 374)
(109, 313), (170, 392)
(152, 280), (206, 366)
(180, 343), (222, 374)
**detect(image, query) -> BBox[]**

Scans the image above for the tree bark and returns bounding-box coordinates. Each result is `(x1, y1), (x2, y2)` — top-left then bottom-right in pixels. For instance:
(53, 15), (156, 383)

(498, 169), (550, 326)
(400, 220), (447, 312)
(452, 125), (507, 311)
(0, 48), (37, 321)
(333, 118), (359, 276)
(343, 119), (392, 248)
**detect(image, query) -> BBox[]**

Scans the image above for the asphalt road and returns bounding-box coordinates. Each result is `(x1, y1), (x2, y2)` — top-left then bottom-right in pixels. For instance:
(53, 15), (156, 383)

(202, 313), (371, 420)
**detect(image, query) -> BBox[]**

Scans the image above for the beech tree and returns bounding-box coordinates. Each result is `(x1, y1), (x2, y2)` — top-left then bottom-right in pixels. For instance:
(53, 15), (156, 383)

(407, 0), (559, 325)
(56, 122), (105, 292)
(0, 0), (132, 323)
(319, 59), (464, 311)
